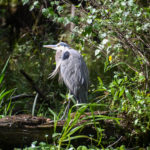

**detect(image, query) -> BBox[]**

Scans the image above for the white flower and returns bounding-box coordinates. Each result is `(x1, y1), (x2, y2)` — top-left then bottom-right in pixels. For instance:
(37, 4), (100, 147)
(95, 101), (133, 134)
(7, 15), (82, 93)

(101, 39), (109, 45)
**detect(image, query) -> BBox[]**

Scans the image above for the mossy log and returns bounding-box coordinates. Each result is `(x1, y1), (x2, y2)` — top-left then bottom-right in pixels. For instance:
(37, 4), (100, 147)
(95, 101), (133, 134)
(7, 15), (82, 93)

(0, 112), (129, 149)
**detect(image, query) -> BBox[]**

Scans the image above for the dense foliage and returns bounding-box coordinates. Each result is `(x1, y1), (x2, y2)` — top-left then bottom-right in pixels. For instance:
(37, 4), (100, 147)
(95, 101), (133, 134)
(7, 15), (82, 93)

(0, 0), (150, 149)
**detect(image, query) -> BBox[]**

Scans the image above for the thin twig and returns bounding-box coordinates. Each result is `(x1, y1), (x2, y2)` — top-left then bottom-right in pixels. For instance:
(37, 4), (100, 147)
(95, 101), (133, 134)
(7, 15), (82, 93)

(107, 136), (123, 148)
(136, 35), (150, 49)
(127, 146), (140, 150)
(7, 93), (34, 102)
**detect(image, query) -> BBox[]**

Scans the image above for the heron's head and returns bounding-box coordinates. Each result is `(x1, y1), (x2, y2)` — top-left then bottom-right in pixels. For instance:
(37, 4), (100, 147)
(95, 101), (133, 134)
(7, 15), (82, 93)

(43, 42), (70, 80)
(43, 42), (70, 51)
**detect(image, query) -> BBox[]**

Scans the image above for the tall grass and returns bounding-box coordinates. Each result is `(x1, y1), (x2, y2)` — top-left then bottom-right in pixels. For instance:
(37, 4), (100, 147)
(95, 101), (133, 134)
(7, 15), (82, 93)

(48, 103), (120, 149)
(0, 57), (14, 117)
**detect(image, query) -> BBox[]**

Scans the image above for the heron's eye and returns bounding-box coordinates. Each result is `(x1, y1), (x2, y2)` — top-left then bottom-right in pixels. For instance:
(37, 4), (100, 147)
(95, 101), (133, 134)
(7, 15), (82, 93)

(62, 51), (70, 60)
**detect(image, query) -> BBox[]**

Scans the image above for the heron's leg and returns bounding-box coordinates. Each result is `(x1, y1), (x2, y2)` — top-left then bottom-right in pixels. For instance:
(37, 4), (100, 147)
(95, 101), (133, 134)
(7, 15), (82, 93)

(60, 93), (71, 120)
(60, 100), (70, 120)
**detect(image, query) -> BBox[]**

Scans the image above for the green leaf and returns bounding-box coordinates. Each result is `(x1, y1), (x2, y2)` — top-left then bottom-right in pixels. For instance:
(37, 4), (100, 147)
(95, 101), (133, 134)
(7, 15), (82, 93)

(134, 119), (138, 125)
(0, 89), (14, 102)
(0, 73), (4, 84)
(111, 88), (115, 96)
(57, 6), (63, 13)
(52, 133), (61, 138)
(63, 135), (98, 142)
(119, 87), (125, 97)
(48, 108), (57, 118)
(113, 91), (119, 101)
(29, 5), (34, 11)
(94, 89), (106, 92)
(118, 79), (122, 84)
(125, 90), (133, 102)
(1, 56), (10, 74)
(22, 0), (29, 5)
(77, 146), (88, 150)
(98, 76), (103, 87)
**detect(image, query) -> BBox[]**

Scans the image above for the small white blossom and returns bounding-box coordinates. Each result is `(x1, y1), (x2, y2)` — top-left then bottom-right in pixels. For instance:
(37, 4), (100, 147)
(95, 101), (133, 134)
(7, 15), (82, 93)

(101, 39), (109, 45)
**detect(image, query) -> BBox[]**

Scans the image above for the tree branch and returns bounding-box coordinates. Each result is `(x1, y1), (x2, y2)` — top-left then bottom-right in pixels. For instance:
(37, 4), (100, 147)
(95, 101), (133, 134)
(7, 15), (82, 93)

(20, 70), (47, 101)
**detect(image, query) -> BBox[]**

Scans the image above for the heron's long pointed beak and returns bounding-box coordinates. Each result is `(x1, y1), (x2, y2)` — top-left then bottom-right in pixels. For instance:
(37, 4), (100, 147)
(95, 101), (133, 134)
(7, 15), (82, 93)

(43, 44), (57, 50)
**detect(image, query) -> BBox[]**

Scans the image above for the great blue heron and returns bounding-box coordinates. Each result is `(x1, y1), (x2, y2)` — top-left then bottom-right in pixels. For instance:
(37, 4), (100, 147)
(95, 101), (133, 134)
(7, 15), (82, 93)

(43, 42), (89, 118)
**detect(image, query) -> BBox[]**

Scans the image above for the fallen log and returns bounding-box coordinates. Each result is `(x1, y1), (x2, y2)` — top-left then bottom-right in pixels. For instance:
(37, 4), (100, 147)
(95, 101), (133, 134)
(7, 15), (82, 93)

(0, 114), (56, 149)
(0, 112), (129, 149)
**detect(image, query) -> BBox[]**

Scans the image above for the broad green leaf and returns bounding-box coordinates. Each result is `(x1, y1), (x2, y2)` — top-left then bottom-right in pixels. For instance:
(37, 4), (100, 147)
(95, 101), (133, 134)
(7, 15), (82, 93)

(125, 90), (133, 102)
(119, 87), (125, 97)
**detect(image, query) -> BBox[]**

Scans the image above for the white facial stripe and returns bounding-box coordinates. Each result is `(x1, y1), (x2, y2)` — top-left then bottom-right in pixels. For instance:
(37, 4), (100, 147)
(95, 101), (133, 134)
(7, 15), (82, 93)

(57, 46), (65, 51)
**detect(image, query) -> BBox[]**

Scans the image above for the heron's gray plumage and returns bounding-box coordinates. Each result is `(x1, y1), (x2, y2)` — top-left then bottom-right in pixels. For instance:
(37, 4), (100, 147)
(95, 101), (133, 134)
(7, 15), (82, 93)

(60, 49), (88, 103)
(44, 42), (89, 103)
